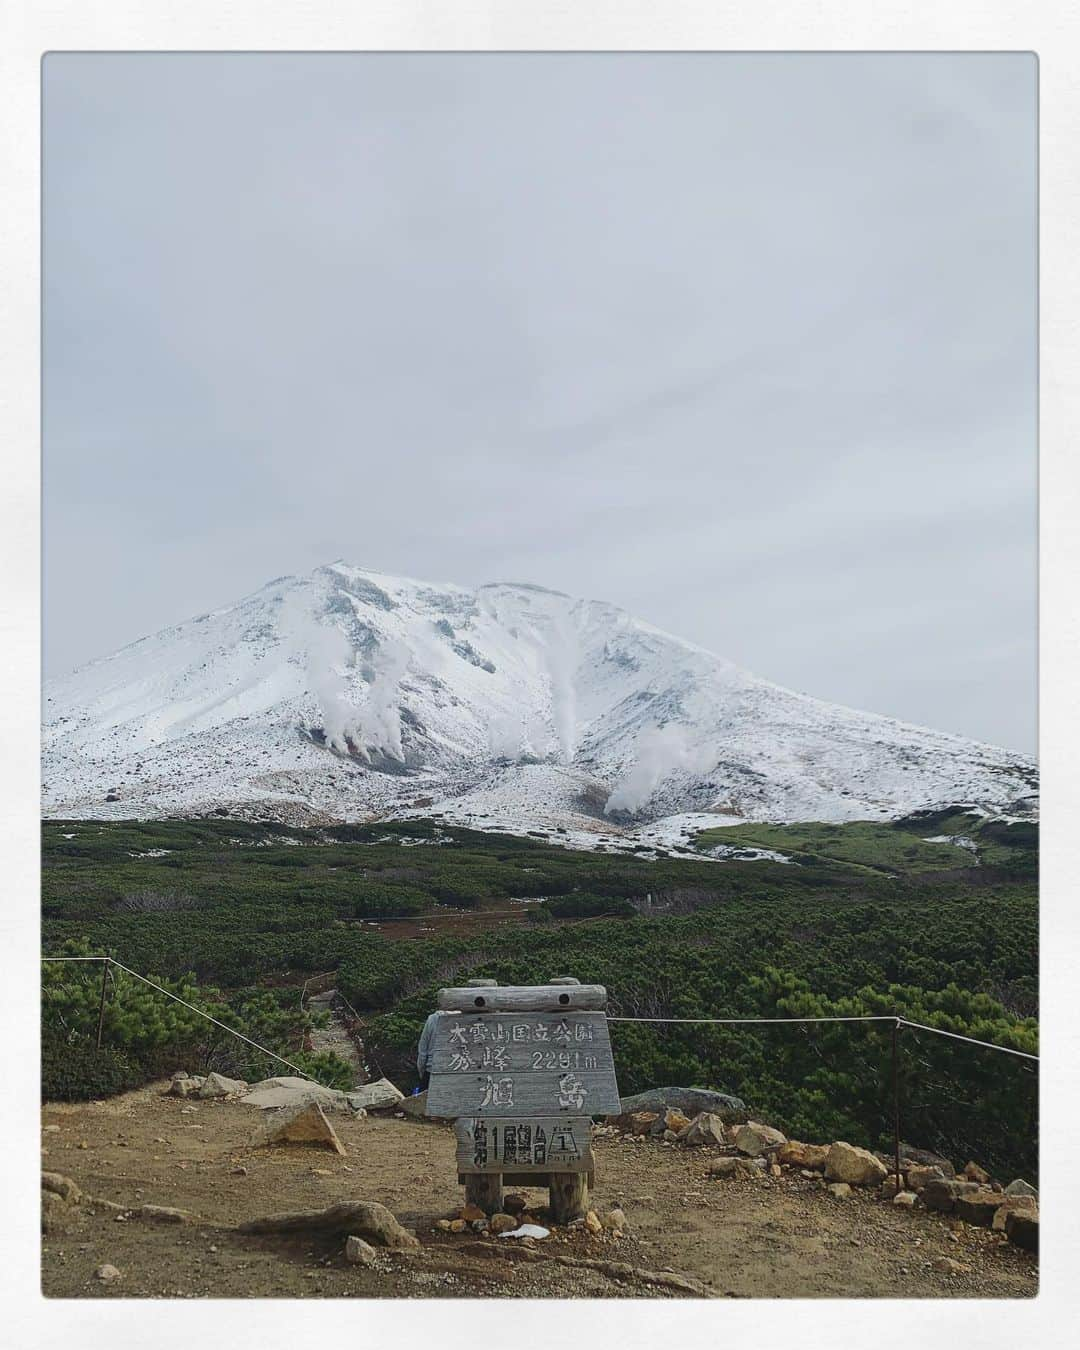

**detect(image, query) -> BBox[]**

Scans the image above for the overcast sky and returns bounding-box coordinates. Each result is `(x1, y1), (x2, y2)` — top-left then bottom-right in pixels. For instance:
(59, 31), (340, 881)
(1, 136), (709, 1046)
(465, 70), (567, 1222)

(43, 53), (1036, 753)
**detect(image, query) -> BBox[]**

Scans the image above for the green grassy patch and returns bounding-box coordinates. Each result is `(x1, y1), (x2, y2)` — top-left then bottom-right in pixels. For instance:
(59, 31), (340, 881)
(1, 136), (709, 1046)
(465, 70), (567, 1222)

(694, 816), (1035, 875)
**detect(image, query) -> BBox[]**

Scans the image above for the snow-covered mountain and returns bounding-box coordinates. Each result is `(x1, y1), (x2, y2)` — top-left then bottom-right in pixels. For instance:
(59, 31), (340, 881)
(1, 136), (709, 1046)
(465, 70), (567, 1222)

(42, 563), (1038, 838)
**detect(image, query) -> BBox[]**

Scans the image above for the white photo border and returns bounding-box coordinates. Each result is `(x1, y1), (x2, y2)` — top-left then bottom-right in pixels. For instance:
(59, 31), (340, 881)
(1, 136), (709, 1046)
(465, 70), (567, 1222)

(2, 2), (1075, 1346)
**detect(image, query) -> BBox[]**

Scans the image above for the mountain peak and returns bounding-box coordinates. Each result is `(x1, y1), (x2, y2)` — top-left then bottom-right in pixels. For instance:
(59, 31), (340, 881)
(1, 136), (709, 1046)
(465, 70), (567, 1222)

(42, 565), (1037, 833)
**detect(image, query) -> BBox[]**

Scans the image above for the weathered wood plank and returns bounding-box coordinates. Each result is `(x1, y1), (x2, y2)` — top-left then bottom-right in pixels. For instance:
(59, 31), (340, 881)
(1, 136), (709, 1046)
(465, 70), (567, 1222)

(437, 984), (607, 1013)
(455, 1117), (593, 1173)
(459, 1171), (597, 1188)
(428, 1011), (614, 1077)
(427, 1066), (619, 1118)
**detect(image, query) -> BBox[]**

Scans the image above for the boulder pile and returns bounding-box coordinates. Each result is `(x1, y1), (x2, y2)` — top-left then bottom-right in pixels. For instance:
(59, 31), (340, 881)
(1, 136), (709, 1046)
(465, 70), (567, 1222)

(600, 1104), (1038, 1255)
(165, 1068), (404, 1115)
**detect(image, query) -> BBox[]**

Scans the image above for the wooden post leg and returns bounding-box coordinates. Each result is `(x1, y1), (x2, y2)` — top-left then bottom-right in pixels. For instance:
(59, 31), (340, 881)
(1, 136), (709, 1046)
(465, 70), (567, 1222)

(549, 1172), (589, 1224)
(464, 1172), (504, 1216)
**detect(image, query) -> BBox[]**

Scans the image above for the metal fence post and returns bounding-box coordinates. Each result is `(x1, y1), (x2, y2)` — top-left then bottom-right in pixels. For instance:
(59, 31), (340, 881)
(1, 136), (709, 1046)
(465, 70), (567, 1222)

(95, 960), (110, 1052)
(891, 1017), (902, 1188)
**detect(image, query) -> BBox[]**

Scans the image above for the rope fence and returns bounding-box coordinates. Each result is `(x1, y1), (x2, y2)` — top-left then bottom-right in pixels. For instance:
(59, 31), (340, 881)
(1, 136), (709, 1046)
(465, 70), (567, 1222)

(42, 955), (1038, 1177)
(41, 955), (323, 1084)
(607, 1014), (1039, 1061)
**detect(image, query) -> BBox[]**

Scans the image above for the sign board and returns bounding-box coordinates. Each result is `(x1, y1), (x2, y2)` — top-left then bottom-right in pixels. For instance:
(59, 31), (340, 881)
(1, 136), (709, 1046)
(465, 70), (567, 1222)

(455, 1117), (594, 1174)
(425, 1010), (620, 1119)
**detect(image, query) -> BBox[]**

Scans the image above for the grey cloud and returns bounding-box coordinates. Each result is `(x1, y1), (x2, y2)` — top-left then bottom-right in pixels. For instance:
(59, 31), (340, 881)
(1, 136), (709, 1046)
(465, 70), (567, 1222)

(43, 53), (1036, 752)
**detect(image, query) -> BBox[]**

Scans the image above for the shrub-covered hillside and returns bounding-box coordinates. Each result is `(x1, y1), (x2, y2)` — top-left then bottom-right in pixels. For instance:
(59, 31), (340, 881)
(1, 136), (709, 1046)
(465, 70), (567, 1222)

(41, 815), (1037, 1178)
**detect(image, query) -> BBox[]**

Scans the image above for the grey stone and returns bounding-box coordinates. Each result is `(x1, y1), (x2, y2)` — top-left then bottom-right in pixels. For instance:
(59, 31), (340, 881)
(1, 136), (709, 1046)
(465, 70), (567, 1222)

(41, 1172), (81, 1205)
(195, 1071), (247, 1099)
(733, 1121), (787, 1156)
(618, 1086), (748, 1123)
(678, 1112), (729, 1147)
(254, 1100), (346, 1155)
(345, 1235), (378, 1266)
(346, 1078), (404, 1111)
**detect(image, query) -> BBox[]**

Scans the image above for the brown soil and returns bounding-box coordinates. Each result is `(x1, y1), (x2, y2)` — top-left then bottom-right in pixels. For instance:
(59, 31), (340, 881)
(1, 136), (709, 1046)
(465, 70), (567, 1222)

(40, 1086), (1037, 1300)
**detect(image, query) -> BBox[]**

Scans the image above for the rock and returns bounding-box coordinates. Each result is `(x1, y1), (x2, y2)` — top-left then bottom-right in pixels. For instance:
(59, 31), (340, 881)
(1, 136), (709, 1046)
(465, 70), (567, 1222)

(41, 1173), (81, 1205)
(167, 1075), (204, 1098)
(241, 1077), (345, 1112)
(42, 1189), (81, 1236)
(663, 1108), (692, 1134)
(503, 1194), (528, 1216)
(827, 1183), (853, 1200)
(628, 1112), (659, 1136)
(471, 1219), (488, 1233)
(769, 1163), (782, 1178)
(898, 1144), (955, 1177)
(707, 1157), (739, 1179)
(459, 1203), (486, 1223)
(345, 1236), (377, 1266)
(932, 1255), (970, 1275)
(678, 1112), (729, 1147)
(255, 1101), (346, 1155)
(132, 1205), (189, 1224)
(777, 1141), (830, 1170)
(42, 1124), (60, 1133)
(489, 1213), (518, 1235)
(662, 1129), (678, 1143)
(921, 1179), (982, 1213)
(991, 1195), (1037, 1232)
(449, 1219), (467, 1233)
(196, 1071), (247, 1099)
(893, 1191), (917, 1208)
(435, 1219), (452, 1231)
(825, 1142), (888, 1187)
(603, 1208), (628, 1232)
(880, 1175), (903, 1199)
(1004, 1178), (1037, 1200)
(617, 1087), (748, 1123)
(241, 1074), (397, 1114)
(709, 1157), (764, 1180)
(584, 1210), (603, 1235)
(230, 1166), (248, 1176)
(962, 1161), (991, 1185)
(346, 1078), (404, 1112)
(733, 1121), (787, 1156)
(905, 1164), (945, 1192)
(955, 1189), (1006, 1228)
(1005, 1210), (1038, 1253)
(94, 1264), (121, 1282)
(237, 1201), (419, 1248)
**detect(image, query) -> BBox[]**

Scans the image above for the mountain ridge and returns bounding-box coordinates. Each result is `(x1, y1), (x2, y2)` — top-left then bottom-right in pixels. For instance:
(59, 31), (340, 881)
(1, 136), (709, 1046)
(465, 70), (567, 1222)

(42, 562), (1037, 839)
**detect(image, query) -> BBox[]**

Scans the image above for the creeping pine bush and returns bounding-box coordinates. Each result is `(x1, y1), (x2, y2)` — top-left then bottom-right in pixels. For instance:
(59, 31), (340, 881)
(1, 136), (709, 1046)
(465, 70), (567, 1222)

(41, 1024), (142, 1101)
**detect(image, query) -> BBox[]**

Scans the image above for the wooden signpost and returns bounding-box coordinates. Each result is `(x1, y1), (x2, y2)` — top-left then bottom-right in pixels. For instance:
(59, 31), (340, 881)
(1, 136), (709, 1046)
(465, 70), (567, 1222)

(425, 978), (620, 1222)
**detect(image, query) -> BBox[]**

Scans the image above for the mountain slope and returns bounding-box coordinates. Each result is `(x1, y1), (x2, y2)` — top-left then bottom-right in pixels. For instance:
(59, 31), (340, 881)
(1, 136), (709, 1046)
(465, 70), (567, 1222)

(42, 563), (1037, 834)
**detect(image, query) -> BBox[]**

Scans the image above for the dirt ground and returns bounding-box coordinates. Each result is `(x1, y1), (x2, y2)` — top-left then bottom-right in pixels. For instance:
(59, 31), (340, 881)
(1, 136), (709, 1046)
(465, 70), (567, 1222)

(40, 1085), (1037, 1300)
